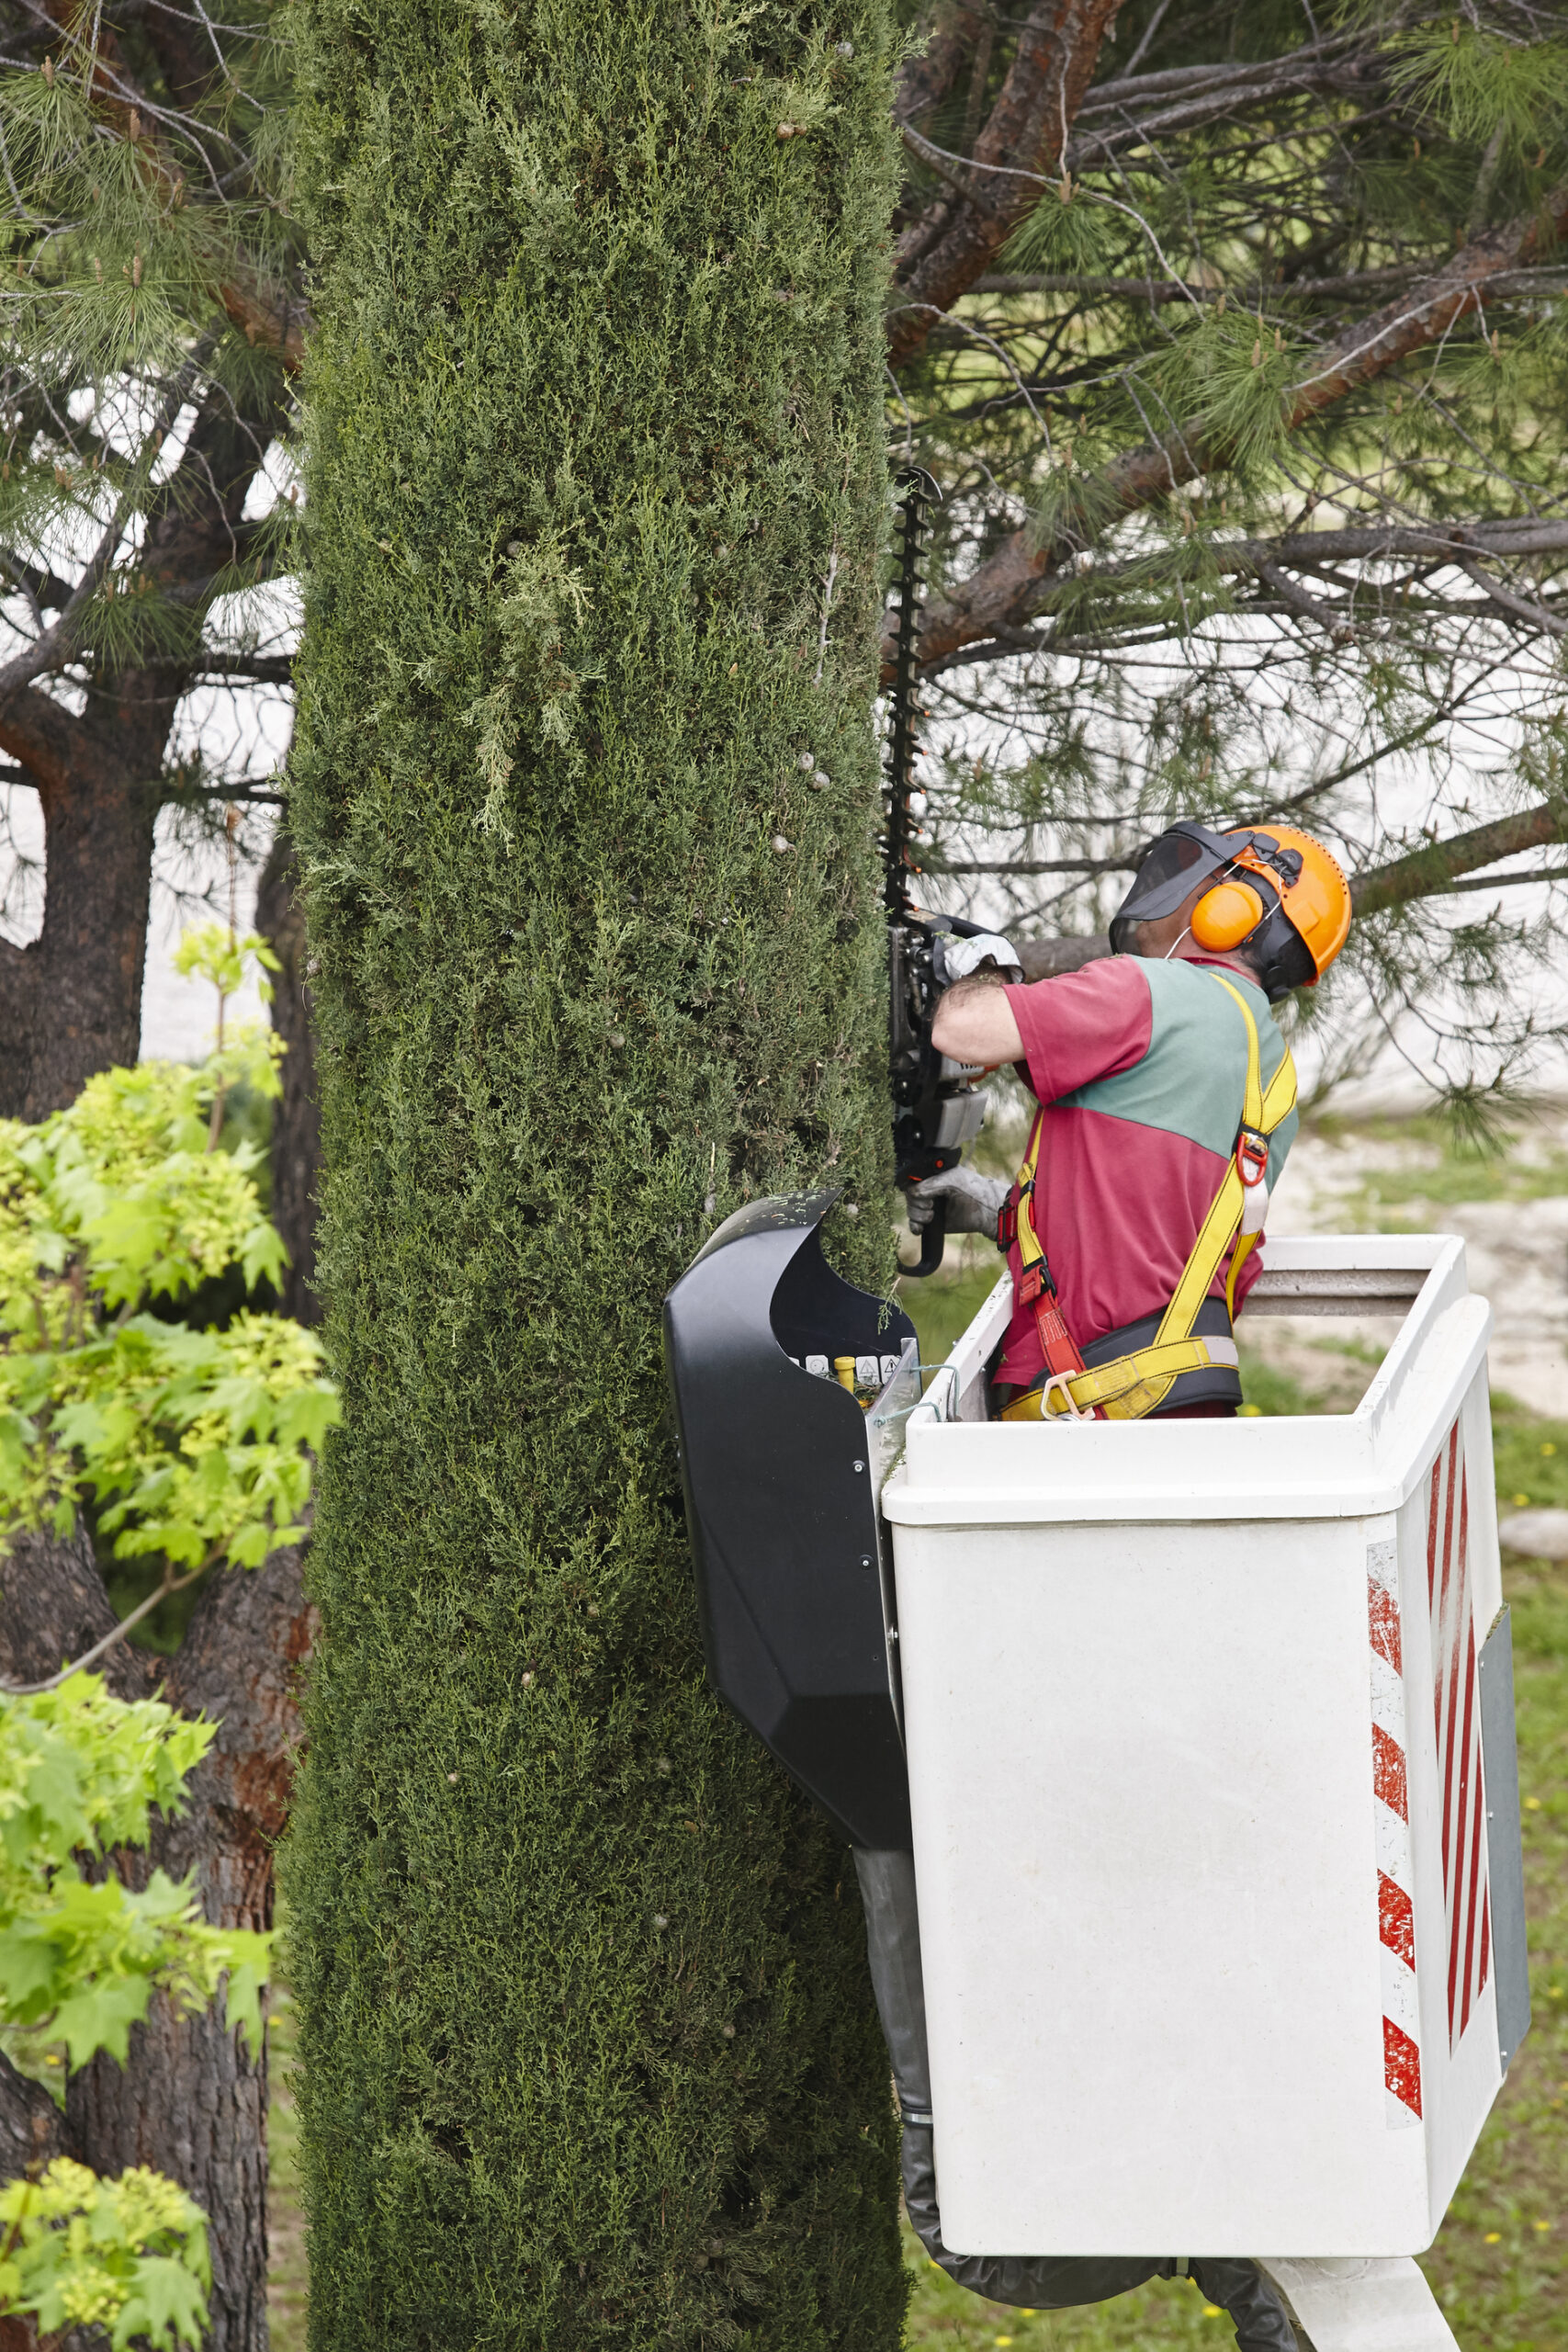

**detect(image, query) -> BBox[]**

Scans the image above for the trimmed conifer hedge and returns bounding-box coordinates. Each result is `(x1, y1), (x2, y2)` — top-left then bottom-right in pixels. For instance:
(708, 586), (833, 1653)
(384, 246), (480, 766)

(284, 4), (904, 2344)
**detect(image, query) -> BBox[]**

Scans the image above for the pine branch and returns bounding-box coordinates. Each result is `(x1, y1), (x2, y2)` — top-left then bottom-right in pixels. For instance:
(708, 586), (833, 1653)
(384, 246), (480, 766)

(1453, 553), (1568, 640)
(1351, 802), (1568, 918)
(191, 653), (296, 684)
(887, 0), (1125, 368)
(30, 0), (309, 369)
(907, 180), (1568, 676)
(890, 20), (1395, 361)
(916, 516), (1568, 674)
(932, 853), (1135, 875)
(0, 349), (207, 697)
(970, 264), (1568, 304)
(1253, 557), (1355, 643)
(1260, 519), (1568, 568)
(1070, 30), (1371, 120)
(1435, 863), (1568, 896)
(0, 548), (76, 618)
(1064, 38), (1387, 173)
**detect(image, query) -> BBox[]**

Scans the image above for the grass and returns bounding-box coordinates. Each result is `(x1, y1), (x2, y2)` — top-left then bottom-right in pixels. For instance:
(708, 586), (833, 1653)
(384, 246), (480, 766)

(897, 1250), (1006, 1374)
(1310, 1106), (1568, 1226)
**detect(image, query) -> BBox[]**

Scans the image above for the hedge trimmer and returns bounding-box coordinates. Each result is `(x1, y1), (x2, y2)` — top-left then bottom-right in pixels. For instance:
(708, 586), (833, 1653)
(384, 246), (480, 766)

(883, 469), (989, 1277)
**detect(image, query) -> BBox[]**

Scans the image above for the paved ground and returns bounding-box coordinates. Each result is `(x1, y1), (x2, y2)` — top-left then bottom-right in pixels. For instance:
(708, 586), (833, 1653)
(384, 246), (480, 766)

(1258, 1111), (1568, 1417)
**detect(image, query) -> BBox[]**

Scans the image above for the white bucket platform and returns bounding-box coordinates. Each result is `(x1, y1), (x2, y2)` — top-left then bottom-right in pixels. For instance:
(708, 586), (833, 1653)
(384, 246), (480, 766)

(880, 1234), (1529, 2266)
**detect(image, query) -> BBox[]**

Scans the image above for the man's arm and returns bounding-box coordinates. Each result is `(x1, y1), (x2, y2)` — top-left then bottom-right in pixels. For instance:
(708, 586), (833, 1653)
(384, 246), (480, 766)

(931, 976), (1023, 1066)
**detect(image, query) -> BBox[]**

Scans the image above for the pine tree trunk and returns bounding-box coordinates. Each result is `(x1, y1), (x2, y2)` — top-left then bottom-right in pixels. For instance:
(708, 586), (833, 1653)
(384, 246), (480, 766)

(0, 379), (286, 1123)
(255, 829), (322, 1325)
(0, 1530), (314, 2352)
(286, 5), (905, 2345)
(0, 700), (166, 1120)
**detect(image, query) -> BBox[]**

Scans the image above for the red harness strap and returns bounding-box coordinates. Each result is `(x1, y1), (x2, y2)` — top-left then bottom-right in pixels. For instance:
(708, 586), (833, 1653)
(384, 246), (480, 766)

(998, 1115), (1089, 1386)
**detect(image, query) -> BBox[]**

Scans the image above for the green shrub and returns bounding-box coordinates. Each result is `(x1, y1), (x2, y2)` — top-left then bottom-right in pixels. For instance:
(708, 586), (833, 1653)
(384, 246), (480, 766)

(0, 1045), (336, 1584)
(284, 4), (906, 2346)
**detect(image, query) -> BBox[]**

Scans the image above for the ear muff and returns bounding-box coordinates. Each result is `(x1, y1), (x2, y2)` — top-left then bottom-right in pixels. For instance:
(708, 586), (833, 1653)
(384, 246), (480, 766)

(1190, 879), (1268, 951)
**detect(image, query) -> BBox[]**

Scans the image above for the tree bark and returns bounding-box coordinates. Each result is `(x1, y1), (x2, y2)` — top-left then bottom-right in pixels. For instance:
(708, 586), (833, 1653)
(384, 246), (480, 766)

(893, 1), (987, 127)
(254, 831), (321, 1326)
(887, 0), (1125, 367)
(0, 1521), (147, 1697)
(0, 1526), (315, 2352)
(0, 721), (164, 1123)
(0, 373), (285, 1121)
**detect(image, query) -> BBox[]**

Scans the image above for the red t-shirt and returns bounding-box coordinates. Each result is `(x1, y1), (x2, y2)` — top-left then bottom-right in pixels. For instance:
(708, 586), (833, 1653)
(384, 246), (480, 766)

(992, 955), (1298, 1390)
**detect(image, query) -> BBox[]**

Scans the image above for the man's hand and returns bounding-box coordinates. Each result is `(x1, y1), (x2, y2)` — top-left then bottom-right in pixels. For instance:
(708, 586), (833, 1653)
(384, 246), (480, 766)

(933, 932), (1023, 987)
(906, 1166), (1010, 1235)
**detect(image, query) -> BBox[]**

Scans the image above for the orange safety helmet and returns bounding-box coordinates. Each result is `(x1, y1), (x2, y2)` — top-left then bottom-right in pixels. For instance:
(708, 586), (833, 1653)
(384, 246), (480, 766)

(1110, 820), (1351, 1000)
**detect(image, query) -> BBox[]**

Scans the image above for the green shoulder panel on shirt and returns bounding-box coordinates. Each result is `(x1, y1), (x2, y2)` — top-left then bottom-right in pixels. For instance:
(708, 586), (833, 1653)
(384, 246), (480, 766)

(1054, 957), (1299, 1177)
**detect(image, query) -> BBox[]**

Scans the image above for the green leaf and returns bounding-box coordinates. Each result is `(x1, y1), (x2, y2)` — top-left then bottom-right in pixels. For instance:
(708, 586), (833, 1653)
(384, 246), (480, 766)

(53, 1973), (155, 2070)
(112, 2254), (212, 2352)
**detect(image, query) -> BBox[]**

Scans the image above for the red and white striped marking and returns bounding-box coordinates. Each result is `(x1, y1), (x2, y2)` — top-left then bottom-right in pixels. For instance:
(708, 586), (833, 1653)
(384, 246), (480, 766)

(1427, 1422), (1490, 2051)
(1369, 1536), (1421, 2128)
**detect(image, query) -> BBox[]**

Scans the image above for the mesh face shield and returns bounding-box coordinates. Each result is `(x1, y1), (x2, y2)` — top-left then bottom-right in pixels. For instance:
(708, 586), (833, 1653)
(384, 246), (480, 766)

(1108, 822), (1245, 955)
(1110, 820), (1317, 1000)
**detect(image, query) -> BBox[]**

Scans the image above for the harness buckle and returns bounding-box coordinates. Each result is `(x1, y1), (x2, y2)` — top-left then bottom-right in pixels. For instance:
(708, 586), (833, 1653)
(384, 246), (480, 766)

(1040, 1370), (1093, 1423)
(1235, 1125), (1269, 1189)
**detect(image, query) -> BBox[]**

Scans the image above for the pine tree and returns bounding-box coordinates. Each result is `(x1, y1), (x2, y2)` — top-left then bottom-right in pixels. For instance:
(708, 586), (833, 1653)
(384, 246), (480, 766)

(283, 4), (908, 2343)
(887, 0), (1568, 1107)
(0, 0), (302, 1118)
(0, 20), (311, 2345)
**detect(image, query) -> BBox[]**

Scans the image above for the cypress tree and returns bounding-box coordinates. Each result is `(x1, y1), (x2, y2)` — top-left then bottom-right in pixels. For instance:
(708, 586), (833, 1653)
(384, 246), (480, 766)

(284, 5), (905, 2345)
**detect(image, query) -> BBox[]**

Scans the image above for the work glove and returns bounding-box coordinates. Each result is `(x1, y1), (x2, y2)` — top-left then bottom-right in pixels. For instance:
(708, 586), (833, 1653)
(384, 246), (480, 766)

(906, 1165), (1010, 1236)
(933, 931), (1023, 987)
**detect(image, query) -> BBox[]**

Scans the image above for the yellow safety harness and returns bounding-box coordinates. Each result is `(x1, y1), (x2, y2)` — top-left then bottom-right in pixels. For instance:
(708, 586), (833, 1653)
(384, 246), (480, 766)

(1000, 974), (1298, 1422)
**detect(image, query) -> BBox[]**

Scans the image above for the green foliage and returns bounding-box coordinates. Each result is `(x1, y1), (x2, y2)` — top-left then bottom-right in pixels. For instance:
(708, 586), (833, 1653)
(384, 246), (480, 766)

(0, 1672), (270, 2071)
(998, 182), (1121, 277)
(0, 5), (303, 924)
(0, 1675), (265, 2352)
(894, 0), (1568, 1096)
(173, 922), (280, 1020)
(285, 2), (905, 2346)
(0, 1051), (336, 1566)
(0, 2156), (211, 2352)
(1390, 22), (1568, 157)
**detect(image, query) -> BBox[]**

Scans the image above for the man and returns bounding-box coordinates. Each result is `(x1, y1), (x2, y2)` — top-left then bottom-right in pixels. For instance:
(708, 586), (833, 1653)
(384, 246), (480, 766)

(909, 820), (1352, 1421)
(884, 821), (1355, 2352)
